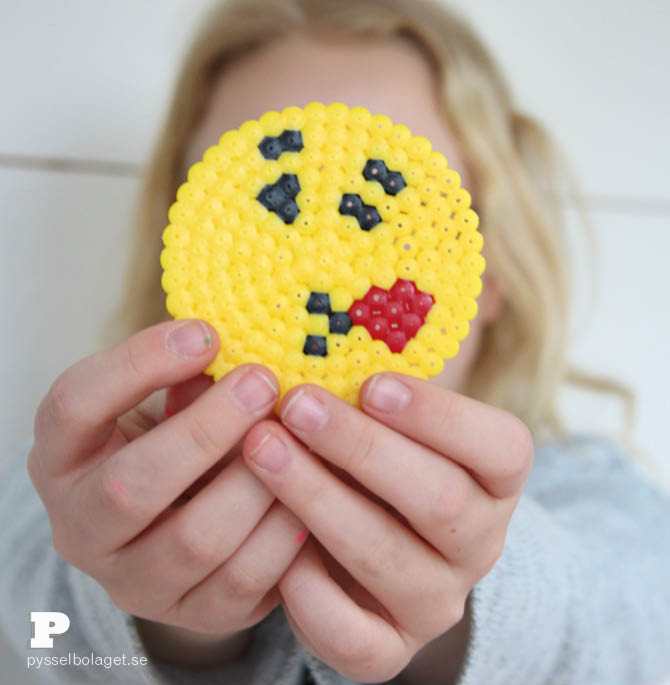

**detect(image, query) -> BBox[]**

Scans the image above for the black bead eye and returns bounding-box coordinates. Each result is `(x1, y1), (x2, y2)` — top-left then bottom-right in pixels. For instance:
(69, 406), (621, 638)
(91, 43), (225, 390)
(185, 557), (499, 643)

(383, 171), (406, 195)
(363, 159), (406, 196)
(363, 159), (388, 182)
(258, 130), (304, 160)
(257, 185), (285, 209)
(278, 199), (299, 223)
(257, 173), (301, 224)
(258, 137), (283, 160)
(279, 174), (300, 197)
(339, 194), (363, 218)
(358, 206), (382, 231)
(278, 130), (303, 152)
(338, 194), (381, 231)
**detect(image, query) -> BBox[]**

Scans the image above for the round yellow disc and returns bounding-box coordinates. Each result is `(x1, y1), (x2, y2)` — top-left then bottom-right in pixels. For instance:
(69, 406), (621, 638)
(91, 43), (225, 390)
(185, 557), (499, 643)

(161, 102), (484, 408)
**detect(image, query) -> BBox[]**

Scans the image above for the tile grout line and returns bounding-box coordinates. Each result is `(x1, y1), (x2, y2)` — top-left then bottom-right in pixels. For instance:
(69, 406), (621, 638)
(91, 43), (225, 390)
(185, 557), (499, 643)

(570, 194), (670, 218)
(0, 153), (142, 177)
(1, 153), (669, 217)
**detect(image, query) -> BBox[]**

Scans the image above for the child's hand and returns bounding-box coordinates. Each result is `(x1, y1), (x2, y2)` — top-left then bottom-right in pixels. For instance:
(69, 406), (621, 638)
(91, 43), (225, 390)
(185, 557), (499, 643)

(27, 321), (309, 655)
(241, 375), (534, 682)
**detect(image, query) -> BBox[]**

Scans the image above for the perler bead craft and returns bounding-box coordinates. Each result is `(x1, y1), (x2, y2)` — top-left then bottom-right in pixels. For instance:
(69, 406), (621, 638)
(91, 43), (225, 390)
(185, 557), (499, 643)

(161, 102), (485, 409)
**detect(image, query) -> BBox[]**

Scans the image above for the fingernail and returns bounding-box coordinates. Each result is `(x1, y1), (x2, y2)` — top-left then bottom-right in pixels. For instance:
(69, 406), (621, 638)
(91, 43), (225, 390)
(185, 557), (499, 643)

(232, 370), (277, 412)
(249, 434), (290, 473)
(366, 375), (412, 412)
(166, 321), (212, 359)
(281, 389), (328, 432)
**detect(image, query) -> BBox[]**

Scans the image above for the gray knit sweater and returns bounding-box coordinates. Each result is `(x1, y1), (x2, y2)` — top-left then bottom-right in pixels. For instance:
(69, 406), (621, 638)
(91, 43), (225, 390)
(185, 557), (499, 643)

(1, 436), (669, 685)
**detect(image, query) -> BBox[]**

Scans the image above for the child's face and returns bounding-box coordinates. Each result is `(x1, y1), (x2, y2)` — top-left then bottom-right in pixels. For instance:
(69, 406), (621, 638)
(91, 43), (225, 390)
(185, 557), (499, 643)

(186, 31), (500, 392)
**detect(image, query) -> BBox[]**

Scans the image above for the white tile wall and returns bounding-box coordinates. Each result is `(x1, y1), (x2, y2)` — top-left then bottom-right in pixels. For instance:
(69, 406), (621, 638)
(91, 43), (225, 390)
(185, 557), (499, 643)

(0, 168), (138, 462)
(560, 209), (670, 492)
(0, 2), (668, 683)
(0, 0), (212, 164)
(449, 0), (670, 203)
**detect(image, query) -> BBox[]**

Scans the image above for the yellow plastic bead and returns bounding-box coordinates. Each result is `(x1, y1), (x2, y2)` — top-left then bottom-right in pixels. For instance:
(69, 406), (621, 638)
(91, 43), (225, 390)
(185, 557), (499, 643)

(267, 317), (287, 340)
(361, 183), (385, 207)
(417, 352), (440, 376)
(461, 253), (486, 277)
(443, 167), (461, 187)
(452, 319), (469, 342)
(327, 334), (351, 356)
(371, 113), (393, 134)
(415, 270), (440, 296)
(396, 237), (419, 259)
(368, 339), (392, 364)
(349, 326), (372, 349)
(258, 110), (283, 135)
(280, 105), (306, 129)
(378, 195), (400, 222)
(415, 325), (443, 351)
(418, 179), (439, 203)
(367, 136), (390, 159)
(353, 254), (375, 277)
(392, 215), (413, 237)
(454, 208), (479, 232)
(348, 371), (367, 395)
(386, 147), (408, 170)
(425, 151), (448, 176)
(403, 163), (425, 186)
(323, 375), (346, 397)
(373, 263), (397, 290)
(460, 274), (483, 299)
(461, 230), (484, 254)
(350, 275), (371, 300)
(332, 262), (354, 286)
(286, 283), (310, 308)
(396, 258), (420, 280)
(388, 124), (412, 146)
(304, 355), (326, 376)
(302, 126), (326, 151)
(349, 349), (370, 371)
(326, 101), (349, 123)
(304, 101), (327, 121)
(349, 106), (372, 127)
(329, 287), (354, 312)
(439, 237), (463, 263)
(450, 187), (472, 211)
(308, 314), (329, 337)
(407, 136), (432, 161)
(161, 103), (483, 409)
(239, 120), (264, 142)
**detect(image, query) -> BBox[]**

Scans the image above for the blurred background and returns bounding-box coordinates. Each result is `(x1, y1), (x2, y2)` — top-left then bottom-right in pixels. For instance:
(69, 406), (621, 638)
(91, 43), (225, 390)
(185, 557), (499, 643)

(1, 0), (668, 680)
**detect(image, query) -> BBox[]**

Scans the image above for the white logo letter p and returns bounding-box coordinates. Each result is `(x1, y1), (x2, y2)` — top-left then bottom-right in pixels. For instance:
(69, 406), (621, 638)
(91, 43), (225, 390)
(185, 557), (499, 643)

(30, 612), (70, 648)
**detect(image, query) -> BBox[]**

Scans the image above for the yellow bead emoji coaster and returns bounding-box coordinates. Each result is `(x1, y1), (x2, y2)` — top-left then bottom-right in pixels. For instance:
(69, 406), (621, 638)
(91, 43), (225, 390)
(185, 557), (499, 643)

(161, 102), (484, 408)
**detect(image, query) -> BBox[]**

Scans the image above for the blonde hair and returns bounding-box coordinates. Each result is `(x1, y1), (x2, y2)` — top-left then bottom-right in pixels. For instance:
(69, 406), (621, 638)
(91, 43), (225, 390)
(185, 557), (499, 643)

(102, 0), (632, 439)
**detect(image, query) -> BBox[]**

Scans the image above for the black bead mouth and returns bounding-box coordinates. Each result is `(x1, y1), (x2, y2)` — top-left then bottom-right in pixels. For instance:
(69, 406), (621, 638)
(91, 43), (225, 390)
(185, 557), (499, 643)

(303, 291), (353, 356)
